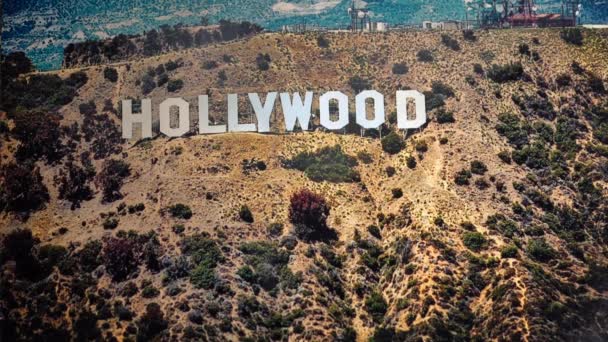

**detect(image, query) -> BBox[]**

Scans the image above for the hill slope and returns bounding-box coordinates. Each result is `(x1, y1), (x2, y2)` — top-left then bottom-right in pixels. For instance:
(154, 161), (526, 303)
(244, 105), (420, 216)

(1, 28), (608, 341)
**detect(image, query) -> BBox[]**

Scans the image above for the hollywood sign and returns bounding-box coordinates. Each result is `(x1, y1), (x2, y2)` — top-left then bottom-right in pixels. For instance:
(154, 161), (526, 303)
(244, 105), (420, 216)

(121, 90), (426, 139)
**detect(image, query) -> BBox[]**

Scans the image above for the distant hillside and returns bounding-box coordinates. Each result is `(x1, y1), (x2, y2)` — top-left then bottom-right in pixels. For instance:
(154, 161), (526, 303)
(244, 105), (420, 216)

(1, 27), (608, 341)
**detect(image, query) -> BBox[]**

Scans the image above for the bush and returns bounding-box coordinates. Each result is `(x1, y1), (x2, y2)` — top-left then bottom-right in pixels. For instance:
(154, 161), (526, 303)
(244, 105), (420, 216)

(95, 159), (130, 203)
(357, 151), (373, 164)
(0, 163), (49, 214)
(167, 204), (192, 219)
(498, 151), (512, 164)
(11, 110), (65, 163)
(473, 63), (484, 75)
(495, 113), (529, 147)
(417, 49), (434, 62)
(141, 74), (156, 94)
(392, 63), (408, 75)
(79, 240), (102, 272)
(462, 30), (476, 42)
(560, 28), (583, 46)
(441, 34), (460, 51)
(57, 161), (95, 209)
(501, 245), (518, 258)
(167, 79), (183, 92)
(470, 160), (488, 175)
(367, 225), (381, 239)
(527, 239), (556, 262)
(102, 237), (140, 281)
(317, 35), (330, 48)
(103, 67), (118, 82)
(386, 166), (396, 177)
(284, 145), (359, 183)
(239, 205), (254, 223)
(289, 189), (330, 238)
(2, 228), (41, 279)
(462, 232), (487, 252)
(381, 132), (405, 154)
(392, 188), (403, 199)
(436, 109), (455, 124)
(454, 169), (472, 185)
(406, 156), (417, 169)
(267, 223), (284, 237)
(141, 285), (159, 298)
(432, 81), (455, 98)
(348, 76), (372, 93)
(136, 303), (168, 341)
(365, 291), (388, 323)
(256, 53), (271, 71)
(415, 140), (428, 153)
(181, 234), (223, 289)
(103, 217), (119, 230)
(487, 62), (524, 83)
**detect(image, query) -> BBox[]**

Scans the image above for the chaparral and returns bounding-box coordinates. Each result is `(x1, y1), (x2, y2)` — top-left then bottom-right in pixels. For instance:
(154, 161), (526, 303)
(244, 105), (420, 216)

(121, 90), (426, 139)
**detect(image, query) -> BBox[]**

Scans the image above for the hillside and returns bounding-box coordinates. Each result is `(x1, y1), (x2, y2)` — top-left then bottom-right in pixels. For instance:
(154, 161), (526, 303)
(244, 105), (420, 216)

(1, 28), (608, 341)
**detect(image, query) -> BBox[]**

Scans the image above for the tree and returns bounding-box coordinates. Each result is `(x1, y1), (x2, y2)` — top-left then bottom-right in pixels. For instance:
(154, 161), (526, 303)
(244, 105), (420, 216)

(136, 303), (168, 341)
(392, 63), (408, 75)
(12, 110), (65, 163)
(102, 237), (140, 281)
(103, 67), (118, 82)
(95, 159), (130, 202)
(0, 163), (49, 214)
(143, 30), (162, 56)
(381, 132), (405, 154)
(289, 189), (330, 235)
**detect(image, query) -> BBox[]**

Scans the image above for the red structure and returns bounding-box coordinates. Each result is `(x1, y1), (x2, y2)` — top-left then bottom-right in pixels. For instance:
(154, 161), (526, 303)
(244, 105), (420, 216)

(504, 0), (578, 27)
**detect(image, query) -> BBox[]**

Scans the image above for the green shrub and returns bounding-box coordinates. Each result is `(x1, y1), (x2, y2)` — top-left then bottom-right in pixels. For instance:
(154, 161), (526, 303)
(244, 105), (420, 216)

(462, 30), (476, 42)
(284, 145), (359, 183)
(406, 156), (417, 169)
(357, 151), (373, 164)
(498, 151), (512, 164)
(470, 160), (488, 175)
(415, 140), (428, 153)
(141, 285), (159, 298)
(239, 205), (254, 223)
(392, 63), (408, 75)
(432, 81), (455, 98)
(381, 132), (405, 154)
(365, 291), (388, 323)
(487, 62), (524, 83)
(256, 53), (271, 71)
(391, 188), (403, 199)
(167, 79), (183, 92)
(495, 113), (528, 147)
(181, 235), (223, 289)
(473, 63), (484, 75)
(103, 67), (118, 82)
(527, 239), (556, 262)
(436, 109), (455, 124)
(367, 225), (381, 239)
(501, 245), (518, 258)
(417, 49), (434, 62)
(167, 203), (192, 219)
(317, 35), (330, 48)
(454, 169), (472, 185)
(348, 75), (372, 93)
(441, 34), (461, 50)
(560, 28), (583, 46)
(103, 217), (119, 230)
(237, 265), (256, 283)
(462, 232), (487, 252)
(267, 223), (283, 237)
